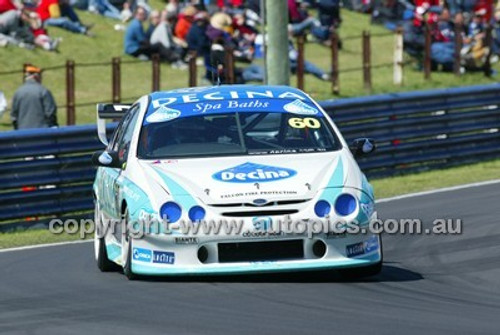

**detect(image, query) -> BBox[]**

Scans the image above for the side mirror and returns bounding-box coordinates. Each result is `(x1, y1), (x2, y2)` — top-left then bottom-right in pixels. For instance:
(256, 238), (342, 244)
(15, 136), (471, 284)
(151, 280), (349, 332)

(350, 138), (376, 157)
(91, 150), (122, 168)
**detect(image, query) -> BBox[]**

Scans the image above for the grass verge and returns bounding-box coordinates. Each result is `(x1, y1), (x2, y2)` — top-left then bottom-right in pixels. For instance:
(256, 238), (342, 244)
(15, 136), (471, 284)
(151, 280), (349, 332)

(1, 159), (499, 249)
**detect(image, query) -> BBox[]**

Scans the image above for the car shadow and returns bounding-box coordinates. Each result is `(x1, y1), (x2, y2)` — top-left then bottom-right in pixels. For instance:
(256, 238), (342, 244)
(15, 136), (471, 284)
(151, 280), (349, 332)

(135, 263), (423, 284)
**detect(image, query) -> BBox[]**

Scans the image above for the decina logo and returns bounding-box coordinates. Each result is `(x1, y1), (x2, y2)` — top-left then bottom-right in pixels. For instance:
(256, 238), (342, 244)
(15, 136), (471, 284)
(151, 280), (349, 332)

(212, 162), (297, 183)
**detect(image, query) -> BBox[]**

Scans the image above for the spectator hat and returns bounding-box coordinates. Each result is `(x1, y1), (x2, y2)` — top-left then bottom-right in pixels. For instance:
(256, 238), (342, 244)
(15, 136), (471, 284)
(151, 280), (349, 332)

(25, 65), (42, 74)
(210, 12), (232, 30)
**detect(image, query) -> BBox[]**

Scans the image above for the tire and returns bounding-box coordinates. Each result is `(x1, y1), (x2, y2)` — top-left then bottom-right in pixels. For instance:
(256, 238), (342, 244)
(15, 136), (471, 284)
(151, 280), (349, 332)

(96, 235), (120, 272)
(94, 202), (120, 272)
(122, 206), (137, 280)
(123, 237), (137, 280)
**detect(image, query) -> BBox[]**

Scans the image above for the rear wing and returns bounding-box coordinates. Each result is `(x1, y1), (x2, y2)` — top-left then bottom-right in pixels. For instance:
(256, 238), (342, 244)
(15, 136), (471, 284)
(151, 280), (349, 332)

(96, 103), (131, 145)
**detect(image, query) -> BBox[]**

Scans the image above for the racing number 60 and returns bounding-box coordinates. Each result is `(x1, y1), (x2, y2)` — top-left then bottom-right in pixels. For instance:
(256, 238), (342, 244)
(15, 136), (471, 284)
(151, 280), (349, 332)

(288, 117), (321, 129)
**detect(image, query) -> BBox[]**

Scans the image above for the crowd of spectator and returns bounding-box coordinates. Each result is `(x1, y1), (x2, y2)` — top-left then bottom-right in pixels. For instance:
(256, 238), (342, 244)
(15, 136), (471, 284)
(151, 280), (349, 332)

(1, 0), (339, 83)
(2, 0), (499, 78)
(364, 0), (500, 72)
(122, 0), (339, 83)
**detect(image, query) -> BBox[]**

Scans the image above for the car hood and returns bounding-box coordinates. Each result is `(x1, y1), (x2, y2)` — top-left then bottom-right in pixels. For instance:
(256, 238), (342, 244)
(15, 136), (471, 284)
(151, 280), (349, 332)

(137, 150), (364, 205)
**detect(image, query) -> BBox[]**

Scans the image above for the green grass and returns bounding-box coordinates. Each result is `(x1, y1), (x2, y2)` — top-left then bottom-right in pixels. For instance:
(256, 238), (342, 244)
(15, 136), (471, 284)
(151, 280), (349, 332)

(0, 158), (499, 249)
(1, 8), (499, 130)
(0, 229), (90, 249)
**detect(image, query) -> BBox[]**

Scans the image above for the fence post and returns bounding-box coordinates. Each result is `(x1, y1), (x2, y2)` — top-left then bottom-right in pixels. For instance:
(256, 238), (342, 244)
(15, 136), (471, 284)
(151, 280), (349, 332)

(362, 30), (372, 91)
(66, 60), (75, 126)
(331, 29), (339, 95)
(424, 23), (432, 80)
(484, 24), (493, 77)
(152, 54), (160, 91)
(188, 51), (197, 87)
(394, 27), (404, 85)
(112, 57), (121, 103)
(453, 24), (463, 76)
(224, 46), (235, 84)
(296, 34), (305, 90)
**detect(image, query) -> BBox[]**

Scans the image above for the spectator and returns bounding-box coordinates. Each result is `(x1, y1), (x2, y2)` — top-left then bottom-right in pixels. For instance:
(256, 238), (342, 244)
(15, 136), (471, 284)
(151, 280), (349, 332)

(288, 39), (330, 80)
(149, 9), (185, 66)
(186, 11), (211, 76)
(36, 0), (94, 36)
(174, 5), (196, 42)
(124, 4), (185, 66)
(88, 0), (122, 20)
(206, 12), (232, 45)
(206, 37), (264, 84)
(0, 0), (60, 50)
(11, 65), (58, 130)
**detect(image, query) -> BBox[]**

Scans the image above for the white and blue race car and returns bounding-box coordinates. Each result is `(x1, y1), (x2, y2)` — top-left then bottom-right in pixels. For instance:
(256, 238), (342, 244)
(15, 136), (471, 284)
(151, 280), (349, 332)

(92, 85), (382, 279)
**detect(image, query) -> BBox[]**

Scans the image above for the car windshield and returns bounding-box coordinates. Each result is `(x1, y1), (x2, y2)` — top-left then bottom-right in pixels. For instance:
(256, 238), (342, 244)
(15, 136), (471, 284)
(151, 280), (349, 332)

(137, 112), (341, 159)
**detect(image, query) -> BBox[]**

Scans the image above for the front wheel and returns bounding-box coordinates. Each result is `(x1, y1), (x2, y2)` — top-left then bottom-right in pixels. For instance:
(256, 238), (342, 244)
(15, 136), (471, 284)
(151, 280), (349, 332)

(122, 207), (137, 280)
(95, 203), (119, 272)
(123, 237), (137, 280)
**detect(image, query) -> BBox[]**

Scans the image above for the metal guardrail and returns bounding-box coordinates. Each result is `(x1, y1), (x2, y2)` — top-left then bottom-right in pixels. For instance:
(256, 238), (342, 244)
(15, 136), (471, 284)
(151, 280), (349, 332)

(1, 84), (500, 230)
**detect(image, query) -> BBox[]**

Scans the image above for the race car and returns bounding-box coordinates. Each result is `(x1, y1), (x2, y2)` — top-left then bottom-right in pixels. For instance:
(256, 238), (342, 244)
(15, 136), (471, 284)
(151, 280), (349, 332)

(92, 85), (382, 279)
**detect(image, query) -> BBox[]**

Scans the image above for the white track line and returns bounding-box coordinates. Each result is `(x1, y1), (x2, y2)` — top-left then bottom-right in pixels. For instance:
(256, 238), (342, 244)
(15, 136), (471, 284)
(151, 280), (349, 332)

(0, 239), (91, 253)
(376, 179), (500, 203)
(1, 179), (500, 253)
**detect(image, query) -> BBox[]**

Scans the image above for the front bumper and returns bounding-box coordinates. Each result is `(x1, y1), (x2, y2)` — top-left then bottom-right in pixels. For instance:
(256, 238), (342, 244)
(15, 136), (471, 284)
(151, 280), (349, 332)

(128, 230), (382, 276)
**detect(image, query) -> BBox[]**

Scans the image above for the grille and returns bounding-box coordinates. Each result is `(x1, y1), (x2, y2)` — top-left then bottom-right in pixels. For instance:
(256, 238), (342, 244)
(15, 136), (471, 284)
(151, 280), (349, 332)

(208, 199), (310, 208)
(218, 240), (304, 263)
(220, 209), (298, 217)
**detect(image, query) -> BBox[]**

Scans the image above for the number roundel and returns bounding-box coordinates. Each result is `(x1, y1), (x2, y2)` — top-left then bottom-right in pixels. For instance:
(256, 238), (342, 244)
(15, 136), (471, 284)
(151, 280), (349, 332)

(288, 117), (321, 129)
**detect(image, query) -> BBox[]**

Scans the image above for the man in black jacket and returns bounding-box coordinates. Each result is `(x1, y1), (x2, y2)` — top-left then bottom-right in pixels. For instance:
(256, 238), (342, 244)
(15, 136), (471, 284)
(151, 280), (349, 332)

(11, 65), (58, 130)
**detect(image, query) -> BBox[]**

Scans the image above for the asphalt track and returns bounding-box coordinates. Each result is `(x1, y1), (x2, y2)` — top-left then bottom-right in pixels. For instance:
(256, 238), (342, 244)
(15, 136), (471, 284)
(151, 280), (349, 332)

(1, 183), (499, 334)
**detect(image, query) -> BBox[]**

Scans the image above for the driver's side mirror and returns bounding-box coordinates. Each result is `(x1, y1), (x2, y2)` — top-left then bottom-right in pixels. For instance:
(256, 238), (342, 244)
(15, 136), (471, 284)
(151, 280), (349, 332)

(91, 150), (122, 168)
(349, 138), (376, 157)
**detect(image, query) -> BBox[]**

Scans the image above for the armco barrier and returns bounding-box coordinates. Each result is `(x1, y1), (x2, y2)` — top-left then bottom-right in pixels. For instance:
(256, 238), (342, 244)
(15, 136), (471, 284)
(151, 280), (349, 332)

(1, 84), (500, 230)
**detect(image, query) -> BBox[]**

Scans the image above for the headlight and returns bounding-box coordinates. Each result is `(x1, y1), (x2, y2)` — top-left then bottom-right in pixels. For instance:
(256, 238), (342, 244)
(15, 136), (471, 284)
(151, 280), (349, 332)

(334, 194), (358, 216)
(314, 200), (331, 217)
(160, 201), (182, 223)
(188, 206), (206, 221)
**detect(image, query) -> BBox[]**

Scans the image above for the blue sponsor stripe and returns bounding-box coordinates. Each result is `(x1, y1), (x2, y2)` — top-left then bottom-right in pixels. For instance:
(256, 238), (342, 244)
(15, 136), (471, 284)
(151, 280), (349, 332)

(152, 167), (198, 210)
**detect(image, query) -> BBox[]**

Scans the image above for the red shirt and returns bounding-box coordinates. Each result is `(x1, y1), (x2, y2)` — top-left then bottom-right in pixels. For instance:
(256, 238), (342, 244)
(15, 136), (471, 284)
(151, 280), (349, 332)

(36, 0), (58, 22)
(0, 0), (17, 14)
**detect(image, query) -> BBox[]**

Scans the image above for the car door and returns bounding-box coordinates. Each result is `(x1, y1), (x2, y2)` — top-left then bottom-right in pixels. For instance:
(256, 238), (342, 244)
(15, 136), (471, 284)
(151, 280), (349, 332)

(108, 104), (141, 221)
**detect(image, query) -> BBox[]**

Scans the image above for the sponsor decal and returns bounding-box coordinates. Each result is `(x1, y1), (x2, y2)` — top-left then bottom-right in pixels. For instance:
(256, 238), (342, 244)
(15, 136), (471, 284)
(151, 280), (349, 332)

(284, 99), (319, 115)
(152, 250), (175, 264)
(212, 162), (297, 183)
(146, 105), (181, 123)
(133, 247), (152, 262)
(325, 231), (347, 239)
(252, 217), (272, 231)
(174, 237), (198, 244)
(219, 190), (298, 199)
(151, 90), (307, 108)
(122, 184), (141, 202)
(346, 242), (365, 258)
(346, 236), (379, 258)
(364, 236), (379, 253)
(243, 231), (284, 238)
(193, 99), (270, 113)
(360, 202), (374, 218)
